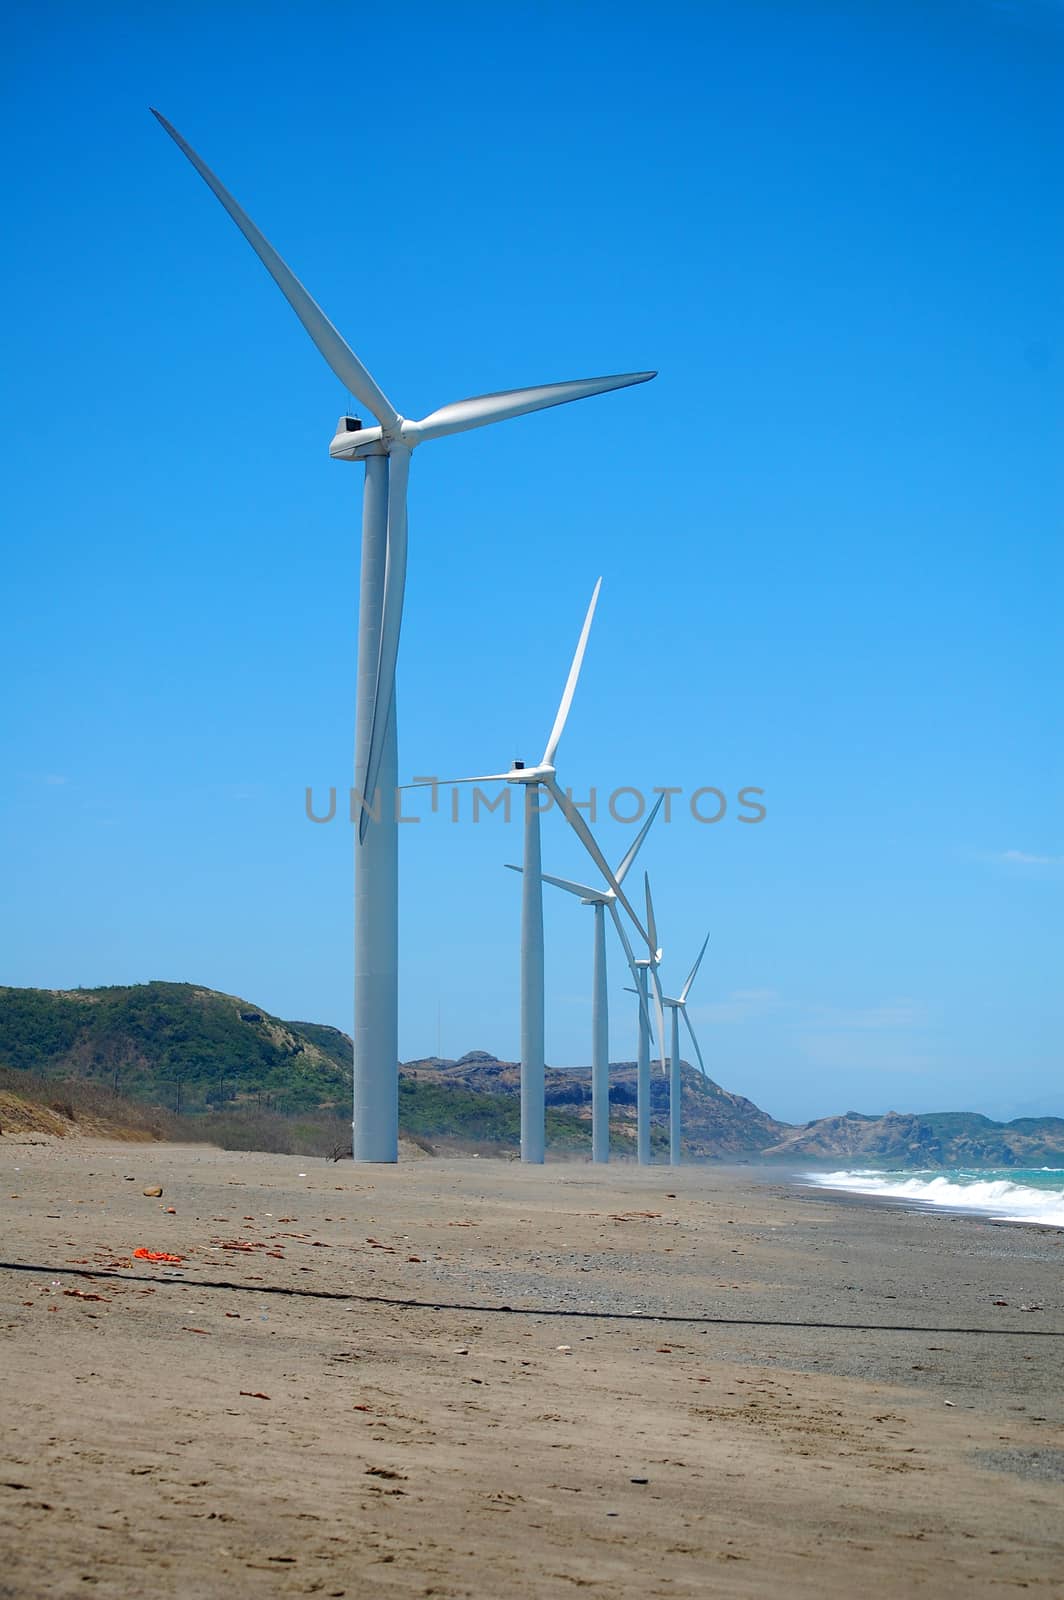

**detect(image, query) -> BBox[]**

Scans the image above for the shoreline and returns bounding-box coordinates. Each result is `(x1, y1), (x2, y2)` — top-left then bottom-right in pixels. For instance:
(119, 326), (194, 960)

(793, 1167), (1064, 1232)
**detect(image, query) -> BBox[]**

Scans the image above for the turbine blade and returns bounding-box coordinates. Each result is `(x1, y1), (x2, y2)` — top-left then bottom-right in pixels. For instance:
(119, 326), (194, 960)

(541, 870), (604, 899)
(606, 900), (638, 970)
(644, 873), (659, 962)
(546, 777), (648, 946)
(649, 964), (667, 1075)
(607, 902), (652, 1036)
(680, 1003), (707, 1076)
(613, 792), (663, 885)
(359, 447), (410, 842)
(399, 772), (514, 789)
(505, 863), (596, 902)
(403, 371), (656, 445)
(542, 579), (601, 767)
(680, 931), (711, 1004)
(151, 110), (399, 428)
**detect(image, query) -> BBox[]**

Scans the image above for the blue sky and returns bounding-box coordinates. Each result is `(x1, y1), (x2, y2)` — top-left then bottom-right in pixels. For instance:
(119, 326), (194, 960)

(2, 0), (1061, 1124)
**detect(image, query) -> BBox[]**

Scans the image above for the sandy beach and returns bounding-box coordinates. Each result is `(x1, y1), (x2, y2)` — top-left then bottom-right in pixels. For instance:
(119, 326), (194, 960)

(2, 1138), (1062, 1598)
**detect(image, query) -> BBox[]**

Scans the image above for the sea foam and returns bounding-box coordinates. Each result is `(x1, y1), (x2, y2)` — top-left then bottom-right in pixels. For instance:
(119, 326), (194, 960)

(807, 1169), (1064, 1227)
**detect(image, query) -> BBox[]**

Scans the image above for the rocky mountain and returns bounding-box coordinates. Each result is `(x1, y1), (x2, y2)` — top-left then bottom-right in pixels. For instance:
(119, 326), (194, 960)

(762, 1109), (1064, 1168)
(398, 1051), (785, 1155)
(403, 1049), (784, 1152)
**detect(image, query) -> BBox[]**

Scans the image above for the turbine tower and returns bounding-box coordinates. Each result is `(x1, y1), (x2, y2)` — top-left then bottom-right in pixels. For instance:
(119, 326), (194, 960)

(508, 794), (663, 1163)
(633, 873), (667, 1165)
(416, 581), (649, 1162)
(151, 112), (655, 1162)
(661, 933), (710, 1167)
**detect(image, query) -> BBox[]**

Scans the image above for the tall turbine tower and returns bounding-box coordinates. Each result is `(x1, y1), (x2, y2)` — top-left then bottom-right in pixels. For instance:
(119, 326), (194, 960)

(661, 933), (711, 1166)
(151, 112), (655, 1162)
(508, 794), (663, 1163)
(633, 873), (667, 1164)
(415, 581), (649, 1162)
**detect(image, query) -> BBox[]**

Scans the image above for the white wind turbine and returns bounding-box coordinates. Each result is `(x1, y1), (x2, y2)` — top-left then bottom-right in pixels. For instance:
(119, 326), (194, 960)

(414, 579), (650, 1163)
(507, 793), (663, 1163)
(661, 933), (711, 1167)
(151, 112), (655, 1163)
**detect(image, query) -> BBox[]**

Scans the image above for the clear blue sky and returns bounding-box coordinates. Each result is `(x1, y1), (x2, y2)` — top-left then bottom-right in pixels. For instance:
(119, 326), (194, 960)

(3, 1), (1061, 1124)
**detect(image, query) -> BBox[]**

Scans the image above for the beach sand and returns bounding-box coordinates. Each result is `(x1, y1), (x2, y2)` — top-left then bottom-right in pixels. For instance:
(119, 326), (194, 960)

(1, 1138), (1062, 1597)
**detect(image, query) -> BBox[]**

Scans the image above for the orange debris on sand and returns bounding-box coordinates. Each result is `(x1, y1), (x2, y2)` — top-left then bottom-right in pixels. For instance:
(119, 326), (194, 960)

(132, 1247), (185, 1264)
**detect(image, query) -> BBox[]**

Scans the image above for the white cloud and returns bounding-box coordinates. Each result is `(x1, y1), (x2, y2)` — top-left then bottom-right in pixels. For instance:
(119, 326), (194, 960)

(998, 849), (1064, 868)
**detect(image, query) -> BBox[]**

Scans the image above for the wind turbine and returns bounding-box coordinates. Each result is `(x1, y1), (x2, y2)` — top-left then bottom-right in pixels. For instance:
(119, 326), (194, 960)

(151, 111), (655, 1163)
(661, 932), (711, 1167)
(507, 793), (663, 1163)
(413, 579), (650, 1163)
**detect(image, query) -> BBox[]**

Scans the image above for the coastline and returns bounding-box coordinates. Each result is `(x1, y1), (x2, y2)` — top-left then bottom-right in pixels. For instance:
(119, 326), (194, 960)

(2, 1137), (1062, 1597)
(793, 1165), (1064, 1231)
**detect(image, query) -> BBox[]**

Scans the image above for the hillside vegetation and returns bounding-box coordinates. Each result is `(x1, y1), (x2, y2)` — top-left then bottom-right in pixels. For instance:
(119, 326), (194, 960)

(0, 1063), (171, 1141)
(0, 983), (349, 1114)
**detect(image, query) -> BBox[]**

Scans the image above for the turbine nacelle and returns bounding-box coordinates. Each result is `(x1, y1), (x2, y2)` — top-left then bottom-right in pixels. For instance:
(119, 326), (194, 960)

(329, 413), (416, 460)
(330, 416), (385, 459)
(505, 761), (555, 786)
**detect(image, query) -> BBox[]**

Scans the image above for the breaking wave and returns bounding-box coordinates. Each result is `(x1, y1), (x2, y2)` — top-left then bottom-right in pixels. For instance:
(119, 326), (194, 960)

(807, 1169), (1064, 1227)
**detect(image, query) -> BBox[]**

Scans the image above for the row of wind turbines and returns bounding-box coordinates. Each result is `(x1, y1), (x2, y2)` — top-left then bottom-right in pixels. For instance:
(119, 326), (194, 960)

(152, 110), (710, 1164)
(416, 579), (711, 1165)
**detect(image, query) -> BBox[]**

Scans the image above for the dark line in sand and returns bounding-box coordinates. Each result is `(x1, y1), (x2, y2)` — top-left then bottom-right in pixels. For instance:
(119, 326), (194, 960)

(2, 1260), (1061, 1338)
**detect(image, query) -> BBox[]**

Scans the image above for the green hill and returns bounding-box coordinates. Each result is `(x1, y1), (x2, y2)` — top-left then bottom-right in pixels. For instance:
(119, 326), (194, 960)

(0, 982), (349, 1114)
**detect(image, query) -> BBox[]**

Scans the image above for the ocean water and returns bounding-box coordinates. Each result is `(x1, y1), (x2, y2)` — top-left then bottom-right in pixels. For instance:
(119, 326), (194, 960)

(807, 1168), (1064, 1227)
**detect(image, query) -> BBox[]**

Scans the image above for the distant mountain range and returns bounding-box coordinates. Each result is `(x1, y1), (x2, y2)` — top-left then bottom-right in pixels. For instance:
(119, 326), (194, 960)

(762, 1109), (1064, 1168)
(1, 982), (1060, 1166)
